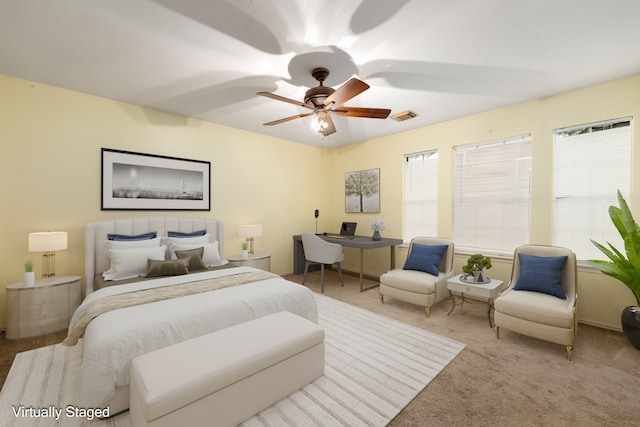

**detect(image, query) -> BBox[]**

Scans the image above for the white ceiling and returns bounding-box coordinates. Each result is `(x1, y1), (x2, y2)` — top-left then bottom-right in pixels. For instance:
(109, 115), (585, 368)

(2, 0), (640, 148)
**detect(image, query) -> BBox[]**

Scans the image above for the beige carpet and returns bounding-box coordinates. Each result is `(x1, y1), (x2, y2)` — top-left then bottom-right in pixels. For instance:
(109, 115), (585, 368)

(292, 271), (640, 427)
(0, 292), (463, 426)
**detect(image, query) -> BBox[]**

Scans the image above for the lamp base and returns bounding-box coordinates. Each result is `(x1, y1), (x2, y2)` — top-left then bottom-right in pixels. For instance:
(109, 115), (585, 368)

(41, 251), (56, 278)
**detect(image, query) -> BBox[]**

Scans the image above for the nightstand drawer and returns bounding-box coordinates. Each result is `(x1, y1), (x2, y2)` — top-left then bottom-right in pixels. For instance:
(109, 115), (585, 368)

(5, 276), (82, 339)
(19, 285), (68, 305)
(19, 299), (67, 321)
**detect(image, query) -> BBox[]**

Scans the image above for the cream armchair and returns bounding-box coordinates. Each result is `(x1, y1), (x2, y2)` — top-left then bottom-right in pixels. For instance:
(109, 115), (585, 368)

(379, 237), (454, 317)
(494, 244), (578, 360)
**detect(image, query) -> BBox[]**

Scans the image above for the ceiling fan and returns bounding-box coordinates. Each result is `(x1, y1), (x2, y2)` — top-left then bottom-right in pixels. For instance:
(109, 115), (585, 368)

(257, 68), (391, 136)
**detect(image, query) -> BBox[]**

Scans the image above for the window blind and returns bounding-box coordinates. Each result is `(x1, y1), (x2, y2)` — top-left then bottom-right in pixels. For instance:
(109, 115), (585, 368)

(553, 118), (631, 260)
(453, 136), (531, 254)
(404, 150), (438, 242)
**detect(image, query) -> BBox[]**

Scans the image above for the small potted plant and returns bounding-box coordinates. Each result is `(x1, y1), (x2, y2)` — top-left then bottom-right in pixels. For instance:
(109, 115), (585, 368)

(587, 190), (640, 350)
(462, 254), (492, 283)
(23, 260), (35, 287)
(370, 217), (386, 241)
(241, 242), (249, 259)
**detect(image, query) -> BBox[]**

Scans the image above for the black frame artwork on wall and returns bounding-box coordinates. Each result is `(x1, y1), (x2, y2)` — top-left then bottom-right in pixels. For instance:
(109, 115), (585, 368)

(101, 148), (211, 211)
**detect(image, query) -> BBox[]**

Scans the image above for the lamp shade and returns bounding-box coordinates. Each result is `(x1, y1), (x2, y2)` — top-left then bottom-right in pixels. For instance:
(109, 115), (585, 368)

(29, 231), (68, 252)
(238, 224), (263, 238)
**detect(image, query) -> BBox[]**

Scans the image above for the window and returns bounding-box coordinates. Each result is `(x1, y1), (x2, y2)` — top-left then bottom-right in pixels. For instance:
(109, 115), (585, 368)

(553, 118), (632, 260)
(404, 150), (438, 241)
(453, 136), (531, 254)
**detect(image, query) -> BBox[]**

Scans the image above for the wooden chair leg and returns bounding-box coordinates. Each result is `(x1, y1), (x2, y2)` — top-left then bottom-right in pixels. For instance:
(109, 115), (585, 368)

(494, 326), (500, 339)
(379, 293), (384, 303)
(424, 306), (431, 317)
(320, 264), (325, 293)
(337, 263), (344, 287)
(566, 345), (574, 361)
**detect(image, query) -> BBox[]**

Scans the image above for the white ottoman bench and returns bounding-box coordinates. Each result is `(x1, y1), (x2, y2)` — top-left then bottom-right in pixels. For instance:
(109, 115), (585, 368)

(129, 311), (325, 427)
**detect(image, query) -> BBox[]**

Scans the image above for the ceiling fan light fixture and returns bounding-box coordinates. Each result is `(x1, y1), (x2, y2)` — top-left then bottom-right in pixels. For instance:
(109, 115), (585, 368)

(391, 110), (418, 122)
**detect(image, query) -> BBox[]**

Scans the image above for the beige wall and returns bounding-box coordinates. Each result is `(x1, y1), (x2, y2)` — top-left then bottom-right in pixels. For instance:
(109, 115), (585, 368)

(1, 73), (639, 331)
(0, 75), (331, 329)
(323, 74), (640, 330)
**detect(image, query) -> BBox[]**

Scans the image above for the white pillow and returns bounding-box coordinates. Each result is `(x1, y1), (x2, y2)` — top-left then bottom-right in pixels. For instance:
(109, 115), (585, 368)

(103, 245), (167, 281)
(104, 236), (162, 251)
(171, 241), (226, 267)
(163, 234), (210, 248)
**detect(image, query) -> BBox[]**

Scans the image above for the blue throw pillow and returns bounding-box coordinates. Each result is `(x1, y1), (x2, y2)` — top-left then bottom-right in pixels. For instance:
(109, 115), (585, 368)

(107, 231), (157, 241)
(167, 229), (207, 238)
(514, 253), (568, 299)
(402, 244), (448, 276)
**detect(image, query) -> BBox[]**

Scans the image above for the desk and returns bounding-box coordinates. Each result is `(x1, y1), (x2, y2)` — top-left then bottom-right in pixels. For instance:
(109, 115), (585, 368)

(293, 235), (403, 292)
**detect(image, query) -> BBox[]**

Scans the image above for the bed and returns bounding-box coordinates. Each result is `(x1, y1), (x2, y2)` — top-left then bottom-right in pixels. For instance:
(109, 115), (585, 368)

(70, 217), (318, 415)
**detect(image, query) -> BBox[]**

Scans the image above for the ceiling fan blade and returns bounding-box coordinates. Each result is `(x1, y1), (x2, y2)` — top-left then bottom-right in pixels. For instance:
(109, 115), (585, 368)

(257, 92), (314, 110)
(263, 112), (313, 126)
(322, 78), (370, 108)
(321, 113), (337, 136)
(332, 106), (391, 119)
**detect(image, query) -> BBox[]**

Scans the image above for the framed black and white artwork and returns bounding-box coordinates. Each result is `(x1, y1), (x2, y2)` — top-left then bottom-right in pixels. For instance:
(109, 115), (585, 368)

(101, 148), (211, 211)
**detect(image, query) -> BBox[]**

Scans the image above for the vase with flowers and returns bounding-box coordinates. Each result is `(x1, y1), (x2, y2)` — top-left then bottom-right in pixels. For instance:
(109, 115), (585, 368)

(370, 217), (386, 241)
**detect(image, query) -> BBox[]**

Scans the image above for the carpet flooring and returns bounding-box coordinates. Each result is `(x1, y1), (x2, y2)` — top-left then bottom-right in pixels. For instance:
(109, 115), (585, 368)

(0, 292), (464, 426)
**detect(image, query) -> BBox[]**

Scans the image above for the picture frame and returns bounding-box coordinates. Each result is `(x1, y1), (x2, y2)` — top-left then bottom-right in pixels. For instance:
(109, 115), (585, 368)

(101, 148), (211, 211)
(345, 168), (380, 213)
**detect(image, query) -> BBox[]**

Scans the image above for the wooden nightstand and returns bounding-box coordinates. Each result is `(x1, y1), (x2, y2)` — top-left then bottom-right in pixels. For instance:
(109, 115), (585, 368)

(227, 253), (271, 272)
(5, 275), (82, 339)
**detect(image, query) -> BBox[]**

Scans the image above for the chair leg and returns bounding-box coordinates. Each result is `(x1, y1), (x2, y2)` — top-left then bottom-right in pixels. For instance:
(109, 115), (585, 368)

(424, 306), (431, 317)
(566, 345), (574, 361)
(302, 261), (310, 285)
(379, 293), (384, 303)
(320, 264), (325, 293)
(494, 326), (500, 339)
(337, 263), (344, 287)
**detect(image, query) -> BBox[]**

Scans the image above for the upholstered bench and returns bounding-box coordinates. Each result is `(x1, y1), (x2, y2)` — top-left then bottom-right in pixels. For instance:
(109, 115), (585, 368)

(129, 311), (325, 427)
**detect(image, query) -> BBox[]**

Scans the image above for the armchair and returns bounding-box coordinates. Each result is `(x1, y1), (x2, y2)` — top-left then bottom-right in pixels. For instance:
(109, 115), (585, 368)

(494, 244), (578, 360)
(379, 237), (454, 317)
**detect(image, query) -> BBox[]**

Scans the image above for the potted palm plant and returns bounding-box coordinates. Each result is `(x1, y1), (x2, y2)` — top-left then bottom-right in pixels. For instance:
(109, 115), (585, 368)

(462, 254), (492, 283)
(587, 190), (640, 350)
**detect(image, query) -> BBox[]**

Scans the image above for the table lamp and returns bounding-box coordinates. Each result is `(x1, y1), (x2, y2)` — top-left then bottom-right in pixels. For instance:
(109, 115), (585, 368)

(29, 231), (67, 277)
(238, 224), (263, 254)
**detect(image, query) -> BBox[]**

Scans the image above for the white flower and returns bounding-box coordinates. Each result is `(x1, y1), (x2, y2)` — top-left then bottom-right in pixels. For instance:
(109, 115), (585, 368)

(370, 217), (386, 231)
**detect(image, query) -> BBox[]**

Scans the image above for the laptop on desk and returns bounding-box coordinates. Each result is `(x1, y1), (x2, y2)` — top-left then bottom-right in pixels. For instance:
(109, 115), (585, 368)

(325, 222), (357, 239)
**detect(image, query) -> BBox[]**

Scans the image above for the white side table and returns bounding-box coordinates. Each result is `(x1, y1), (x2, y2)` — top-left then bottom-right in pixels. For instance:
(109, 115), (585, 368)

(446, 275), (505, 327)
(227, 253), (271, 272)
(5, 275), (82, 339)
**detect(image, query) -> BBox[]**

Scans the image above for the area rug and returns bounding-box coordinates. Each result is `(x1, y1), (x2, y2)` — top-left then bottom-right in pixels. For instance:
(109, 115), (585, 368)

(0, 293), (464, 426)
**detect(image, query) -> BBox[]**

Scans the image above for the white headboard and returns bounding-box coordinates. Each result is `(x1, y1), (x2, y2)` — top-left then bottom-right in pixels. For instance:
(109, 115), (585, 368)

(85, 217), (224, 295)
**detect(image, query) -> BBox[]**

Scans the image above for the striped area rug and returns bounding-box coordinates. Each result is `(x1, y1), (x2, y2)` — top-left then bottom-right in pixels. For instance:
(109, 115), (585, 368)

(1, 294), (464, 427)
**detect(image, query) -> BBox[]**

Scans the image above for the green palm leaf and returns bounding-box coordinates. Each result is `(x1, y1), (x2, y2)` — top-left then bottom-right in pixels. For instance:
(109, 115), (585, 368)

(587, 190), (640, 305)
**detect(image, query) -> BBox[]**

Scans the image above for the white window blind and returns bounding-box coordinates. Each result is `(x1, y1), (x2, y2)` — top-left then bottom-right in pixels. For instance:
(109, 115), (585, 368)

(453, 136), (531, 254)
(553, 118), (632, 260)
(404, 150), (438, 242)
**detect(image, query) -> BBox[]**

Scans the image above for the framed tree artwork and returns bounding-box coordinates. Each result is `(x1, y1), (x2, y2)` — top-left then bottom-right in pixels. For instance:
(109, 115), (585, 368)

(345, 168), (380, 213)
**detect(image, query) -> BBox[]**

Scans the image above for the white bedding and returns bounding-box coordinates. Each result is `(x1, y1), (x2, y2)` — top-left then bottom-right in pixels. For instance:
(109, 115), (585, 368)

(71, 267), (318, 408)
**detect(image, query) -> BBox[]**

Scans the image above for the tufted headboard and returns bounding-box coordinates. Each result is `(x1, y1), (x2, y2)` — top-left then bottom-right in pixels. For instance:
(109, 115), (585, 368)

(85, 217), (224, 295)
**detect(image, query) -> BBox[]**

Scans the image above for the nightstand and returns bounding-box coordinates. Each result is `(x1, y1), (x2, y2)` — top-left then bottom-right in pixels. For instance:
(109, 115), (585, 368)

(227, 253), (271, 272)
(5, 275), (82, 339)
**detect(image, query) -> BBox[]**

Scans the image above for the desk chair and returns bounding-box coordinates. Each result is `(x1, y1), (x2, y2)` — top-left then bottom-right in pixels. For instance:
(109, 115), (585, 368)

(301, 232), (345, 293)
